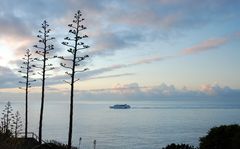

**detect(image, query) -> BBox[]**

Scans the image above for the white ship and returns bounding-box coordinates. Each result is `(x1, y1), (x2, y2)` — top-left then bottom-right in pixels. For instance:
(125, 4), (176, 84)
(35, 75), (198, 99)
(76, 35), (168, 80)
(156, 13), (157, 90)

(110, 104), (131, 109)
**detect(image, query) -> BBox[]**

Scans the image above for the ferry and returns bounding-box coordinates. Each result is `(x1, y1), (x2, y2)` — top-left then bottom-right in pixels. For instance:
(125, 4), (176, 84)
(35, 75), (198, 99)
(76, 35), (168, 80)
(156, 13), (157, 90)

(110, 104), (131, 109)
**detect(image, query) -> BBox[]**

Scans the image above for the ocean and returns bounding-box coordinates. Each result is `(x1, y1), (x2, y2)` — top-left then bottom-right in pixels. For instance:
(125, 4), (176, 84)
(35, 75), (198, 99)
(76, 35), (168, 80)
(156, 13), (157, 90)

(1, 99), (240, 149)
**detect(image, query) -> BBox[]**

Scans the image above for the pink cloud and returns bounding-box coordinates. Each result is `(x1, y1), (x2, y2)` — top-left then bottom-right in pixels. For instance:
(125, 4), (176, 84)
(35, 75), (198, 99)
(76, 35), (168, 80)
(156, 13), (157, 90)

(0, 37), (34, 59)
(181, 38), (228, 55)
(129, 55), (169, 66)
(234, 31), (240, 38)
(200, 84), (215, 95)
(111, 83), (142, 94)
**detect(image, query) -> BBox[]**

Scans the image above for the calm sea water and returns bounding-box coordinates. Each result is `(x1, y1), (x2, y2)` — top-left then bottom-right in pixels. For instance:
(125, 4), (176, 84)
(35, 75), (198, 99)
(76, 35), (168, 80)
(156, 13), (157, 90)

(1, 99), (240, 149)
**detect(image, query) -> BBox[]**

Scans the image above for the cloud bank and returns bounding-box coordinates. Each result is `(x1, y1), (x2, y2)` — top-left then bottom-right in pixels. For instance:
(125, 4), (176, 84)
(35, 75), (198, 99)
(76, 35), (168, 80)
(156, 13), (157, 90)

(2, 82), (239, 102)
(39, 83), (240, 101)
(72, 83), (240, 101)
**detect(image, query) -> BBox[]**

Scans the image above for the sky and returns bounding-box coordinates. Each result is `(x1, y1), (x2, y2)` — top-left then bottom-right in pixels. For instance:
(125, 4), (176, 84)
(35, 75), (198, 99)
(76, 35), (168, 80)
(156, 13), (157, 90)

(0, 0), (240, 101)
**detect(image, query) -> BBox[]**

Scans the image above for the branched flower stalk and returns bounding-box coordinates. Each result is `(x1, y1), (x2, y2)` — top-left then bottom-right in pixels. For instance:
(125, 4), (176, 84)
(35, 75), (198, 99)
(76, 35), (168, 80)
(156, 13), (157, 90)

(0, 102), (14, 134)
(33, 20), (55, 143)
(18, 49), (36, 138)
(12, 111), (23, 138)
(60, 10), (89, 149)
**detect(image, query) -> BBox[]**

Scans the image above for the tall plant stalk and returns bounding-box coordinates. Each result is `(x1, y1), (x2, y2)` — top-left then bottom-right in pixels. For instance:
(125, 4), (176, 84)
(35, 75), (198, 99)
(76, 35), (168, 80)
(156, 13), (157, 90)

(60, 10), (89, 149)
(33, 20), (55, 143)
(19, 49), (36, 138)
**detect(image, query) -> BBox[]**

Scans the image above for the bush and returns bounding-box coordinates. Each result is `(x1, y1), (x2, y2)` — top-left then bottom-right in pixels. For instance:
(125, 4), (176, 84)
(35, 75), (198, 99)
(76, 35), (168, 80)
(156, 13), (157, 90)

(0, 129), (13, 142)
(162, 143), (196, 149)
(200, 124), (240, 149)
(33, 140), (77, 149)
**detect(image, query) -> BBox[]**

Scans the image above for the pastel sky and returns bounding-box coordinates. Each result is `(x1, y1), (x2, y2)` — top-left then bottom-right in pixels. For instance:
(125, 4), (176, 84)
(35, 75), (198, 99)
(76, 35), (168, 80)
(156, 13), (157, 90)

(0, 0), (240, 101)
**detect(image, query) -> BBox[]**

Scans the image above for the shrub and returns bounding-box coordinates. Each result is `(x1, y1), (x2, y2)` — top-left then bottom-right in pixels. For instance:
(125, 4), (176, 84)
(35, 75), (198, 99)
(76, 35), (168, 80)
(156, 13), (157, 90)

(200, 124), (240, 149)
(33, 140), (78, 149)
(162, 143), (196, 149)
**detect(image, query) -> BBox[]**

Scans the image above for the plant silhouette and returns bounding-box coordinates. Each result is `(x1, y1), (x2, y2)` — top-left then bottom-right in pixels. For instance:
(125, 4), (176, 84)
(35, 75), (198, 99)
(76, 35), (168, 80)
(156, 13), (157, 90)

(200, 124), (240, 149)
(0, 102), (23, 138)
(12, 111), (23, 138)
(0, 101), (14, 134)
(60, 10), (89, 149)
(162, 143), (196, 149)
(18, 49), (36, 138)
(33, 20), (55, 143)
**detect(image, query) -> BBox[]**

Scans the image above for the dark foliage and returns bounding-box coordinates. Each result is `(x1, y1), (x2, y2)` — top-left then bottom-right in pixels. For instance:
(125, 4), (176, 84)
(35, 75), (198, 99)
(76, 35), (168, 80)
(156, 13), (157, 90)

(200, 124), (240, 149)
(0, 135), (77, 149)
(162, 143), (196, 149)
(0, 129), (12, 143)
